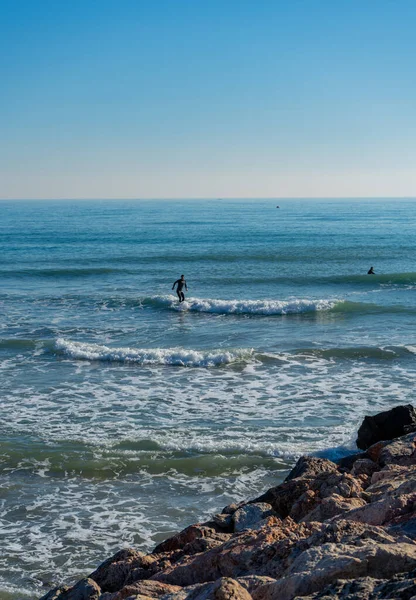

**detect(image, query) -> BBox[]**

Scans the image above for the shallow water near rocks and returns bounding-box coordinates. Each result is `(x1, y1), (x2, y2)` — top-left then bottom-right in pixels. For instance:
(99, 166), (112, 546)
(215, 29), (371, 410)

(1, 198), (416, 598)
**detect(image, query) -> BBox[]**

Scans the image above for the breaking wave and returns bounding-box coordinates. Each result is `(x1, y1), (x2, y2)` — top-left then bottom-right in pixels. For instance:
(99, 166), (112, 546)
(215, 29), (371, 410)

(55, 338), (253, 367)
(149, 295), (337, 315)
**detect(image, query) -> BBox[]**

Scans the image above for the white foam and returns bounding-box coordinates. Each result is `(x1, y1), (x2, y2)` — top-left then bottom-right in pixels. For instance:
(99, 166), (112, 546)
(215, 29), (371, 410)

(55, 338), (253, 367)
(156, 295), (337, 315)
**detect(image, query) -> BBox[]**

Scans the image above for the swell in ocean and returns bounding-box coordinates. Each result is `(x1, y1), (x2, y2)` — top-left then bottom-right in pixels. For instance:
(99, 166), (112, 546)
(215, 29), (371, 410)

(53, 338), (416, 367)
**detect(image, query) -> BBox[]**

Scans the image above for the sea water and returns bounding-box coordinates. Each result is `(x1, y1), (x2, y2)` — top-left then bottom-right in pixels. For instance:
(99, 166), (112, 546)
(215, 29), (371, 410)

(1, 198), (416, 598)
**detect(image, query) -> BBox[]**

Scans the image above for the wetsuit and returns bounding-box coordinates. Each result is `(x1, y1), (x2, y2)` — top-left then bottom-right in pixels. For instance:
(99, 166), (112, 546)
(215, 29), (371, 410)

(172, 279), (187, 302)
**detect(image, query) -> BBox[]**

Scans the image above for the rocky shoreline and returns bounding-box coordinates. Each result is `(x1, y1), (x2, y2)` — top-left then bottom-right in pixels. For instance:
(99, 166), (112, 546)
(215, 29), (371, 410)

(41, 404), (416, 600)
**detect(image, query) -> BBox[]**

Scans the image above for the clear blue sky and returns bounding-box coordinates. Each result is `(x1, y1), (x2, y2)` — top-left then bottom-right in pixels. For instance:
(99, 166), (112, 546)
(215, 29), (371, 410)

(1, 0), (416, 198)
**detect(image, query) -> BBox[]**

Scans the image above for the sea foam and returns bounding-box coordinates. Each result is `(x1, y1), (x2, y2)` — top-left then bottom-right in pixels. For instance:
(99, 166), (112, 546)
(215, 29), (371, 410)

(152, 295), (338, 315)
(55, 338), (253, 367)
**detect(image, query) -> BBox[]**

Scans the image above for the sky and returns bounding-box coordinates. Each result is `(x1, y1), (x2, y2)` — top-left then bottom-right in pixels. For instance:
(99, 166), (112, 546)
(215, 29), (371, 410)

(1, 0), (416, 199)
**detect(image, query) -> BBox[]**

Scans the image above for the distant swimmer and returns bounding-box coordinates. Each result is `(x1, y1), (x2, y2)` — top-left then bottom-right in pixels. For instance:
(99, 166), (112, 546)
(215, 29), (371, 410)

(172, 274), (188, 303)
(367, 266), (375, 275)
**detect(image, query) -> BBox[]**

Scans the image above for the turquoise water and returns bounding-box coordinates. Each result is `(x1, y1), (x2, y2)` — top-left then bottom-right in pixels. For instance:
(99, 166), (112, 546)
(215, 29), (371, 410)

(1, 198), (416, 598)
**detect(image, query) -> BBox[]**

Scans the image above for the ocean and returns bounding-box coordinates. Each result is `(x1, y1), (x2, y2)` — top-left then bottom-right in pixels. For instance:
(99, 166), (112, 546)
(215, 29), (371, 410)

(1, 198), (415, 599)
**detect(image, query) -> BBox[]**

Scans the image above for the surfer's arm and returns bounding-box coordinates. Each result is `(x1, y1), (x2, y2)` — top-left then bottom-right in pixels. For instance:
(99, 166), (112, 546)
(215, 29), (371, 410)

(172, 280), (178, 290)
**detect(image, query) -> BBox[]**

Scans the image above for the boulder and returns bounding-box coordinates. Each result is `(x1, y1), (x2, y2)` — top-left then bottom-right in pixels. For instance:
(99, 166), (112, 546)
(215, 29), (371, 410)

(297, 568), (416, 599)
(54, 579), (101, 600)
(300, 495), (367, 523)
(285, 456), (339, 482)
(252, 540), (416, 600)
(102, 580), (183, 599)
(88, 549), (151, 592)
(253, 471), (363, 522)
(153, 524), (230, 554)
(233, 503), (276, 532)
(39, 587), (71, 600)
(378, 431), (416, 467)
(200, 577), (252, 599)
(356, 404), (416, 450)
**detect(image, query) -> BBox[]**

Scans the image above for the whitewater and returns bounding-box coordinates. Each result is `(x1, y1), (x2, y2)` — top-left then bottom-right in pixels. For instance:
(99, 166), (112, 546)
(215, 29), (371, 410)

(1, 198), (416, 599)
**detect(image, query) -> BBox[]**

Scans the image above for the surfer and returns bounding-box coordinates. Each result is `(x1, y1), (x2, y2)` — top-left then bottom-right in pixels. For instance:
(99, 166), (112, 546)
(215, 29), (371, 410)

(367, 266), (375, 275)
(172, 274), (188, 302)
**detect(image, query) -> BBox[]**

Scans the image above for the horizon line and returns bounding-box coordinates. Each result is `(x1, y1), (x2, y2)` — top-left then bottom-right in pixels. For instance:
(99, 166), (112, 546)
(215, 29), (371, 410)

(1, 196), (416, 201)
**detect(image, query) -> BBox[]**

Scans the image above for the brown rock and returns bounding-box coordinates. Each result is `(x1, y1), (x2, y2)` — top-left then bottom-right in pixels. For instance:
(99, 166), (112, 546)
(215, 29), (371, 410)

(378, 432), (416, 467)
(351, 458), (379, 478)
(300, 495), (367, 523)
(233, 503), (276, 532)
(39, 587), (71, 600)
(153, 524), (230, 554)
(252, 541), (416, 600)
(236, 577), (276, 594)
(57, 579), (101, 600)
(204, 577), (252, 600)
(289, 472), (363, 522)
(100, 579), (182, 600)
(88, 549), (152, 592)
(285, 456), (339, 482)
(151, 518), (323, 587)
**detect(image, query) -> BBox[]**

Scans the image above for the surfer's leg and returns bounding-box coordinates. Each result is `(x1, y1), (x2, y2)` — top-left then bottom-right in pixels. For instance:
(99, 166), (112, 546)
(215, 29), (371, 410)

(180, 292), (185, 302)
(177, 290), (182, 302)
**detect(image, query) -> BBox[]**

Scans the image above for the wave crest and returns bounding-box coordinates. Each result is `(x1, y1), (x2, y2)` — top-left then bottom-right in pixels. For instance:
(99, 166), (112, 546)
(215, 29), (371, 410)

(150, 295), (337, 315)
(55, 338), (253, 367)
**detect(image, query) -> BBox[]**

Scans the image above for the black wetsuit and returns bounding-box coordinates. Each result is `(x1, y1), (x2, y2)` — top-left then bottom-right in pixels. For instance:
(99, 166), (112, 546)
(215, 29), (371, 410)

(172, 279), (187, 302)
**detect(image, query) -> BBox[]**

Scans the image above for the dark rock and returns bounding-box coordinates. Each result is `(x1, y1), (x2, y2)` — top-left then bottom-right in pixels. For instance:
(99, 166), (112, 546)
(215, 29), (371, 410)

(297, 568), (416, 599)
(252, 478), (311, 518)
(285, 456), (339, 482)
(204, 577), (252, 599)
(88, 548), (147, 592)
(336, 451), (368, 471)
(356, 404), (416, 450)
(153, 524), (231, 554)
(57, 579), (100, 600)
(233, 503), (276, 532)
(39, 587), (71, 600)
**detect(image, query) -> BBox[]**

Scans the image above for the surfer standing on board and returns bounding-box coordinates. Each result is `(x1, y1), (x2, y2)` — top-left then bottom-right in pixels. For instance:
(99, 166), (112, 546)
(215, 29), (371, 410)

(172, 274), (188, 303)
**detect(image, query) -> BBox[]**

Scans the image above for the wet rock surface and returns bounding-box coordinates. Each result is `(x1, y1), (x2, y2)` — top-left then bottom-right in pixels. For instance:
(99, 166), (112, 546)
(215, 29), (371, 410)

(39, 405), (416, 600)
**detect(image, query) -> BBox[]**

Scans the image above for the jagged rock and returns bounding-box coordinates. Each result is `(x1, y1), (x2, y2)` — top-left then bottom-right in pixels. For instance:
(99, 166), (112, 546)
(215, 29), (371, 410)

(199, 577), (252, 599)
(222, 502), (245, 515)
(351, 458), (379, 478)
(100, 579), (182, 599)
(39, 587), (71, 600)
(253, 478), (311, 518)
(297, 568), (416, 599)
(289, 472), (363, 522)
(236, 576), (276, 594)
(233, 503), (276, 532)
(54, 579), (100, 600)
(285, 456), (339, 482)
(153, 524), (231, 554)
(337, 464), (416, 527)
(252, 540), (416, 600)
(378, 431), (416, 467)
(151, 518), (319, 587)
(253, 471), (363, 522)
(88, 549), (151, 592)
(300, 495), (367, 523)
(212, 513), (233, 530)
(356, 404), (416, 450)
(158, 577), (256, 600)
